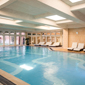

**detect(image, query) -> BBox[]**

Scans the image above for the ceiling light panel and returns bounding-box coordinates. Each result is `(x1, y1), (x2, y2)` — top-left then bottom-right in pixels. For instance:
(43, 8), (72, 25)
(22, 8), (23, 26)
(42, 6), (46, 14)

(16, 20), (23, 23)
(69, 0), (82, 3)
(45, 15), (66, 21)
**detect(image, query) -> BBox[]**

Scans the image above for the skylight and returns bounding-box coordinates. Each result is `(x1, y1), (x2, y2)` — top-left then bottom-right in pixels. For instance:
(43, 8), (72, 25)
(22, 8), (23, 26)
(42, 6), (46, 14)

(45, 15), (66, 21)
(16, 20), (23, 23)
(69, 0), (82, 3)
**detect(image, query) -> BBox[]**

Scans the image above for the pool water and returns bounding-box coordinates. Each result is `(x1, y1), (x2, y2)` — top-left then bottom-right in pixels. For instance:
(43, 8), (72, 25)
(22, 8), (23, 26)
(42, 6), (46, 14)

(0, 46), (85, 85)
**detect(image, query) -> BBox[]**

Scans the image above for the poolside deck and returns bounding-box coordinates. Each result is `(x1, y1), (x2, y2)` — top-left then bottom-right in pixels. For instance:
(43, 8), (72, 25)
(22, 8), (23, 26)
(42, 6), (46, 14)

(0, 69), (30, 85)
(29, 44), (85, 54)
(51, 47), (85, 54)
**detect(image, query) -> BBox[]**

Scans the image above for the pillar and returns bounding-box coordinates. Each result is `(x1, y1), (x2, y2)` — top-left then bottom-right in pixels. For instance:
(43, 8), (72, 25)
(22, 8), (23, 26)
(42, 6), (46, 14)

(63, 28), (68, 49)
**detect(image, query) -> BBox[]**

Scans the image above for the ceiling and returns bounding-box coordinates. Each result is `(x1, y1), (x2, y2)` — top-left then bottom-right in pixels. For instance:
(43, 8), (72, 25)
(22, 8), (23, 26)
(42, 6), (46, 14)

(6, 0), (48, 16)
(0, 0), (85, 32)
(79, 8), (85, 15)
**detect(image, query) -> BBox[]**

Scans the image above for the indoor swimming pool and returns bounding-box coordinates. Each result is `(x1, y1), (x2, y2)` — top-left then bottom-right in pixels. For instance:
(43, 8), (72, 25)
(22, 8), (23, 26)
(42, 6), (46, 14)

(0, 46), (85, 85)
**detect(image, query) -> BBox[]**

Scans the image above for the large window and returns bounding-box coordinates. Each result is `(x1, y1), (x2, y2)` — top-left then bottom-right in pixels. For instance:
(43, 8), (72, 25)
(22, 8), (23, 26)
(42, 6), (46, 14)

(5, 36), (9, 45)
(0, 35), (3, 45)
(16, 36), (20, 45)
(0, 31), (26, 46)
(10, 36), (14, 45)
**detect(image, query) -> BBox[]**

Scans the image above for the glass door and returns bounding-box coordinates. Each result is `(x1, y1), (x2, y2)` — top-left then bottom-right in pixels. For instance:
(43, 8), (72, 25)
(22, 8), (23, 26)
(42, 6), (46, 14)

(16, 36), (20, 45)
(5, 36), (9, 45)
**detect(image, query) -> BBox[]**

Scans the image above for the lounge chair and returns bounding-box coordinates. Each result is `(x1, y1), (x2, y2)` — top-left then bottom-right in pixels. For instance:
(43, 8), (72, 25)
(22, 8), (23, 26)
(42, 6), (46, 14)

(42, 42), (52, 46)
(49, 42), (60, 47)
(83, 49), (85, 52)
(40, 42), (45, 46)
(34, 42), (44, 46)
(74, 43), (84, 51)
(67, 42), (77, 50)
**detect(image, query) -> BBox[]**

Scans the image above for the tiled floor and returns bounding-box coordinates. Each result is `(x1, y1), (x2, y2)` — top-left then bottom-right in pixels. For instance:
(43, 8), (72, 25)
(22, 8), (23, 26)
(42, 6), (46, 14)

(0, 69), (30, 85)
(51, 47), (85, 54)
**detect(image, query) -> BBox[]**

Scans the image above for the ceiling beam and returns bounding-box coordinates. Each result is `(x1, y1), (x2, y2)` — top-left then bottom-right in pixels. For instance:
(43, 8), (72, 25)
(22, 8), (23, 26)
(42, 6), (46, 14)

(34, 12), (52, 19)
(71, 3), (85, 11)
(36, 0), (83, 23)
(0, 8), (57, 27)
(0, 24), (36, 31)
(56, 20), (73, 24)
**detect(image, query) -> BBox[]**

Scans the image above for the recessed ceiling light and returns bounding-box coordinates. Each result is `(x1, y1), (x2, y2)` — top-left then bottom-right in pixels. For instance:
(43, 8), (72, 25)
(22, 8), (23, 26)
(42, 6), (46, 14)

(69, 0), (82, 3)
(16, 20), (23, 23)
(0, 16), (13, 20)
(45, 15), (66, 21)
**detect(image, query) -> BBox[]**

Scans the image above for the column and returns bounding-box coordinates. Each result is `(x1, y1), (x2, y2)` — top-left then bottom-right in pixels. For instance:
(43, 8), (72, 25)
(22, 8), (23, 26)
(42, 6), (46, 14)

(31, 33), (32, 45)
(63, 28), (68, 49)
(46, 36), (47, 42)
(60, 32), (63, 45)
(3, 33), (5, 46)
(36, 33), (37, 44)
(14, 32), (16, 46)
(40, 33), (43, 42)
(55, 32), (56, 42)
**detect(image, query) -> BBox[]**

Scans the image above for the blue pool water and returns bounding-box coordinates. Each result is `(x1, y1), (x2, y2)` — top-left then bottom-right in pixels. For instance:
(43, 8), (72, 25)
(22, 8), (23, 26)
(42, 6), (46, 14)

(0, 46), (85, 85)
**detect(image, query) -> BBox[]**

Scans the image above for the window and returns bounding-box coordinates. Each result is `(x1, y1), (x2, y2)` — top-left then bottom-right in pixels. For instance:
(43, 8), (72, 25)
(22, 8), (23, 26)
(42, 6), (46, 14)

(16, 36), (20, 45)
(0, 35), (3, 45)
(43, 37), (46, 42)
(44, 33), (47, 35)
(47, 33), (50, 35)
(51, 33), (55, 35)
(51, 37), (55, 42)
(5, 31), (9, 34)
(42, 33), (46, 35)
(37, 33), (41, 35)
(10, 36), (14, 45)
(16, 32), (20, 35)
(21, 32), (25, 35)
(5, 36), (9, 45)
(28, 33), (31, 35)
(33, 33), (36, 35)
(47, 36), (50, 42)
(21, 36), (25, 45)
(56, 32), (60, 35)
(0, 31), (3, 34)
(10, 31), (14, 35)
